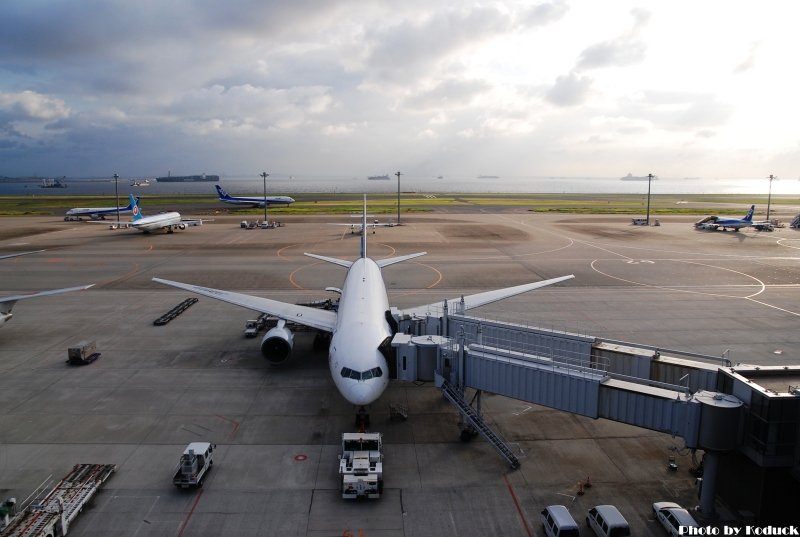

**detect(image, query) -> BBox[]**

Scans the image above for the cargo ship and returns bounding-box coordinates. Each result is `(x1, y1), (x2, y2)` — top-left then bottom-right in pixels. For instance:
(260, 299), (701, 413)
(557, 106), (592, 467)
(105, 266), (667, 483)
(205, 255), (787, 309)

(367, 174), (391, 180)
(156, 173), (219, 183)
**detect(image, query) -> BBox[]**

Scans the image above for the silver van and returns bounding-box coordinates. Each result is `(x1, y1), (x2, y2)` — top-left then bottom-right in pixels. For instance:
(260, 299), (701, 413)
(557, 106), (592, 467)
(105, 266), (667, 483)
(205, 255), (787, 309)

(586, 505), (630, 537)
(540, 505), (580, 537)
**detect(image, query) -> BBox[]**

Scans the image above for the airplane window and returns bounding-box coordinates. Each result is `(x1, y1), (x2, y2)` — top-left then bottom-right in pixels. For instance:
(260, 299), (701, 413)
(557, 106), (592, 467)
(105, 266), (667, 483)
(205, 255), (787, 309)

(341, 367), (352, 378)
(349, 369), (361, 380)
(373, 367), (383, 378)
(362, 369), (374, 380)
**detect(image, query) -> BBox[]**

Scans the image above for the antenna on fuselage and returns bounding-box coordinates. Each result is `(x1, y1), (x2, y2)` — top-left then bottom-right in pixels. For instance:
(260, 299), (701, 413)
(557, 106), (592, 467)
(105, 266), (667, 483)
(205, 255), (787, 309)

(360, 194), (367, 259)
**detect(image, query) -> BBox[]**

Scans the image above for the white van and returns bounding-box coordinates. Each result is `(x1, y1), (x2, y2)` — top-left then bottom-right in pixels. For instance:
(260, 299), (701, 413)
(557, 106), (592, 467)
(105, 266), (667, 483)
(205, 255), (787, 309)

(586, 505), (630, 537)
(540, 505), (580, 537)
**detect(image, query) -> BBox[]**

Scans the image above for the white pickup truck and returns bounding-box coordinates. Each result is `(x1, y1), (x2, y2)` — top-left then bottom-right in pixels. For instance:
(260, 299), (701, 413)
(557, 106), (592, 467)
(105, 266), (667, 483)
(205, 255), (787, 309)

(173, 442), (215, 488)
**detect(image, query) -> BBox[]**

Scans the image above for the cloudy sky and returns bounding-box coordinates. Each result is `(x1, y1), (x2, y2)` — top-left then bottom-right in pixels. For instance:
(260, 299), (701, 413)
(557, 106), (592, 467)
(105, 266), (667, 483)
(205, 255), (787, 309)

(1, 0), (799, 182)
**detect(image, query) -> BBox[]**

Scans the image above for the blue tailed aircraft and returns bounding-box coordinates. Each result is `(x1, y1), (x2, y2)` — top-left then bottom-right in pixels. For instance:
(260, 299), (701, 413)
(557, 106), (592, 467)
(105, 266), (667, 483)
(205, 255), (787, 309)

(694, 205), (772, 231)
(215, 185), (294, 208)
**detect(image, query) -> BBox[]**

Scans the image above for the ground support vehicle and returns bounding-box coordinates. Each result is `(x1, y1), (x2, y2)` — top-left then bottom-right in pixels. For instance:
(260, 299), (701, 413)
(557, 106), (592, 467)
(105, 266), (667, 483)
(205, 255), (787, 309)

(66, 341), (100, 365)
(339, 432), (383, 499)
(0, 463), (115, 537)
(173, 442), (215, 488)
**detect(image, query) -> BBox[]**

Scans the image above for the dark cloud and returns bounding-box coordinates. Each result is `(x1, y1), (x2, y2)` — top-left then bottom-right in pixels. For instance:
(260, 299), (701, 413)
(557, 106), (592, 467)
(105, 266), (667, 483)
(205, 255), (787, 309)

(545, 72), (592, 107)
(733, 42), (760, 74)
(516, 0), (569, 28)
(576, 38), (646, 70)
(575, 8), (650, 70)
(364, 7), (511, 83)
(402, 79), (490, 111)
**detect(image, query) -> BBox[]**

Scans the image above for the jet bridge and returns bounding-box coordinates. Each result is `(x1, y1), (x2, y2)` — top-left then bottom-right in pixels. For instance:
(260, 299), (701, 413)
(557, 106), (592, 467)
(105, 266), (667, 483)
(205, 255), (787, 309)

(391, 307), (745, 518)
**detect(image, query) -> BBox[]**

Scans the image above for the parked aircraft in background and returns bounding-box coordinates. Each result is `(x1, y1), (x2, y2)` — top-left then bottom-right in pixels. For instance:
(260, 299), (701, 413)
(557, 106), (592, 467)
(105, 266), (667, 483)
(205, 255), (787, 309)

(336, 216), (396, 234)
(97, 194), (203, 233)
(215, 185), (295, 208)
(694, 205), (772, 231)
(0, 285), (93, 327)
(153, 196), (574, 411)
(65, 198), (140, 221)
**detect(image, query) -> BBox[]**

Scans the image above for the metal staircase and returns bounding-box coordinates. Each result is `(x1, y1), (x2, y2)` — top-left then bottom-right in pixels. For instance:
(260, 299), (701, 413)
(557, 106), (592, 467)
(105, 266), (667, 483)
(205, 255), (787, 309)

(441, 381), (520, 469)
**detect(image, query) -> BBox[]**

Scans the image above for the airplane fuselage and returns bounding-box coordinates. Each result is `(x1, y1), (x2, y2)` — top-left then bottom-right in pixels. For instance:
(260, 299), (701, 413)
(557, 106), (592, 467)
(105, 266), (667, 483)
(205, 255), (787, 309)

(66, 206), (132, 220)
(329, 257), (391, 406)
(130, 212), (182, 232)
(219, 196), (295, 207)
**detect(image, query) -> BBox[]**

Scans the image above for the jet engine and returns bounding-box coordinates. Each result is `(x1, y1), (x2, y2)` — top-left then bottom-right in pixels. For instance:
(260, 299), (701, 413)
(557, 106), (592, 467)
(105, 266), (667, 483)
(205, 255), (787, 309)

(260, 319), (294, 364)
(0, 312), (12, 326)
(178, 223), (186, 230)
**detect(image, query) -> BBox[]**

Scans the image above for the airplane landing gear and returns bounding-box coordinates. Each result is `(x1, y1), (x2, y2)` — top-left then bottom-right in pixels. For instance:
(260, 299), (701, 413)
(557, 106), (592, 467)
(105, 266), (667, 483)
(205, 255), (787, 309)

(355, 406), (371, 431)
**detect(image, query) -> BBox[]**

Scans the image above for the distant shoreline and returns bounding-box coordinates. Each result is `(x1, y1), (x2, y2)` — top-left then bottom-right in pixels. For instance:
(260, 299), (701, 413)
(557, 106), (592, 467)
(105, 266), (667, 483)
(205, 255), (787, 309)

(2, 193), (799, 218)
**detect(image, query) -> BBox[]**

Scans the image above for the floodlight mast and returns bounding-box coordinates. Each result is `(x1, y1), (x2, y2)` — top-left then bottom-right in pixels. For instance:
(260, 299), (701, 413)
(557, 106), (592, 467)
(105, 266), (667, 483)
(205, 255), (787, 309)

(260, 172), (269, 223)
(395, 171), (402, 225)
(767, 174), (777, 221)
(646, 173), (654, 225)
(114, 173), (120, 225)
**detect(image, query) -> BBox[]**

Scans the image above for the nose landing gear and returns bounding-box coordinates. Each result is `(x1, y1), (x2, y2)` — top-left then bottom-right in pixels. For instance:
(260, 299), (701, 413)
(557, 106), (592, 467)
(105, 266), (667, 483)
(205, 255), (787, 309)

(355, 406), (371, 431)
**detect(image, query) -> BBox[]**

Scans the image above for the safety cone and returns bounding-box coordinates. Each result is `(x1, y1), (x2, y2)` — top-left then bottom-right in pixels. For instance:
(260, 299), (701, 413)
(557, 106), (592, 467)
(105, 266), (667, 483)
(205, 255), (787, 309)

(576, 481), (584, 496)
(584, 476), (592, 489)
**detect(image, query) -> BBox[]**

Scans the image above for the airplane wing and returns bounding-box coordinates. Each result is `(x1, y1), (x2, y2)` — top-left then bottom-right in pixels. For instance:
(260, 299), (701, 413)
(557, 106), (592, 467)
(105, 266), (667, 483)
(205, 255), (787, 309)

(1, 284), (94, 313)
(0, 250), (45, 260)
(180, 219), (207, 227)
(400, 274), (574, 318)
(83, 220), (133, 228)
(151, 278), (337, 332)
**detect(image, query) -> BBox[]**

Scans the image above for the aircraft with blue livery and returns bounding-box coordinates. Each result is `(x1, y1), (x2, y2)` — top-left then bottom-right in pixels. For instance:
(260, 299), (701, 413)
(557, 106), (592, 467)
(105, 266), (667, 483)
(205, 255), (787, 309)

(91, 194), (204, 233)
(214, 185), (295, 208)
(694, 205), (766, 231)
(65, 198), (140, 221)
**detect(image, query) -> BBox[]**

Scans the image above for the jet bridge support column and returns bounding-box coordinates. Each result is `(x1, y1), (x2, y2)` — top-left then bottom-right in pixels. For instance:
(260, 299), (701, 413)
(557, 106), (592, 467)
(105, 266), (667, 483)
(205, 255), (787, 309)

(441, 299), (449, 338)
(685, 391), (743, 520)
(699, 451), (721, 516)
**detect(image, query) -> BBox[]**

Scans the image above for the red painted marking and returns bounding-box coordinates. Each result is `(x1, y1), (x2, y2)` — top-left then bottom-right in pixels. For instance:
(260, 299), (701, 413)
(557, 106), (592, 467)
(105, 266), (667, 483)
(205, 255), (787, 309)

(294, 454), (308, 461)
(215, 414), (240, 441)
(503, 473), (533, 537)
(177, 488), (204, 537)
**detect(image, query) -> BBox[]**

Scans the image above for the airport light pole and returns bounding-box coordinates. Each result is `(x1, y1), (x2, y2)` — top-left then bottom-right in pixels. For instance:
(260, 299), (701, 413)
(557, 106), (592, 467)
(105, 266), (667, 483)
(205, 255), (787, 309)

(767, 174), (776, 221)
(645, 173), (654, 225)
(395, 171), (402, 225)
(113, 173), (119, 225)
(260, 172), (269, 224)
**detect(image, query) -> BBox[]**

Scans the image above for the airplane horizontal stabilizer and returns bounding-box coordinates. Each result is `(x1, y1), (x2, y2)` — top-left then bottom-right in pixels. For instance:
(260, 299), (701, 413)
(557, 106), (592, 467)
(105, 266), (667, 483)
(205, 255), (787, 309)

(401, 274), (574, 318)
(151, 277), (337, 332)
(375, 252), (427, 268)
(304, 253), (353, 268)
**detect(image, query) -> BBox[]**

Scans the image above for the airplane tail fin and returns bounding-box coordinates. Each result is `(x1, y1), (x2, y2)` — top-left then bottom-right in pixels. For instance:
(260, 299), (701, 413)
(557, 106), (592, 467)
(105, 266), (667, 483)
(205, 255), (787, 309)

(304, 195), (425, 268)
(744, 205), (755, 222)
(129, 194), (143, 221)
(123, 197), (139, 211)
(361, 194), (367, 259)
(215, 185), (229, 199)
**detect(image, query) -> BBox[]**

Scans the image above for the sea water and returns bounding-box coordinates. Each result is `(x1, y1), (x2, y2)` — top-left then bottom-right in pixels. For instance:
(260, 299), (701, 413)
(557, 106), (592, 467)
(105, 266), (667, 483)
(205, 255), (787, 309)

(0, 174), (796, 196)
